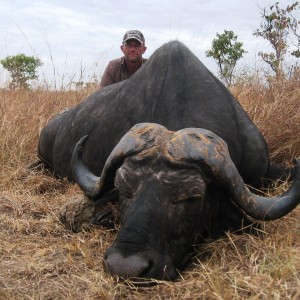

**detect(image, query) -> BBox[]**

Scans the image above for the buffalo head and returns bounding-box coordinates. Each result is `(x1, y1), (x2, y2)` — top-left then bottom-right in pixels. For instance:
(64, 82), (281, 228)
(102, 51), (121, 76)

(71, 123), (300, 281)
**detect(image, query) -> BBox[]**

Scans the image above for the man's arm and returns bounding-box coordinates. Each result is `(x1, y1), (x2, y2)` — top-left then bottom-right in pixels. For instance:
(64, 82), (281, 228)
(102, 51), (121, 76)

(98, 62), (116, 89)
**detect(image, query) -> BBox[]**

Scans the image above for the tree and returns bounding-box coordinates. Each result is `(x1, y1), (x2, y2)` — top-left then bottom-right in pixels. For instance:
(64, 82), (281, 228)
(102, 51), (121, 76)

(289, 3), (300, 57)
(206, 30), (246, 86)
(0, 53), (42, 89)
(253, 1), (299, 80)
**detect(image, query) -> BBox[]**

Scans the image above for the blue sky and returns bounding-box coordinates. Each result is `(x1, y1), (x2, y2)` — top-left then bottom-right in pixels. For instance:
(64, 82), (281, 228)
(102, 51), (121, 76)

(0, 0), (298, 87)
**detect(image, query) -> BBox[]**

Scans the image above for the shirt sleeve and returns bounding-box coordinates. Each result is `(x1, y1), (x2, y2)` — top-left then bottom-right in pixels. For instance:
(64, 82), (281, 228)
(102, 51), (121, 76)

(98, 62), (116, 89)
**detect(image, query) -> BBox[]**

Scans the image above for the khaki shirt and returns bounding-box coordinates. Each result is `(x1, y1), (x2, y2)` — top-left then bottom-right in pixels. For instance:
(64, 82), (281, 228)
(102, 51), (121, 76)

(99, 57), (147, 89)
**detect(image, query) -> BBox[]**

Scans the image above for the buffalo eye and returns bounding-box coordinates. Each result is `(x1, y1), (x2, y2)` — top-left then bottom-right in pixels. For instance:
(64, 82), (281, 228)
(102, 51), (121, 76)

(173, 194), (202, 205)
(186, 196), (201, 203)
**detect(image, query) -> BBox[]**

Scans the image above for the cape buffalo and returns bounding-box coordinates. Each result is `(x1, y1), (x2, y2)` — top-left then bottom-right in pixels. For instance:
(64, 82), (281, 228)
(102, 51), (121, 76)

(37, 41), (300, 281)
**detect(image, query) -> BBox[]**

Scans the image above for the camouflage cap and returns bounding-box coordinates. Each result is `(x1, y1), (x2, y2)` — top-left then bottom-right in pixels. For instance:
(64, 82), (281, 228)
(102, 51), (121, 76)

(123, 30), (145, 44)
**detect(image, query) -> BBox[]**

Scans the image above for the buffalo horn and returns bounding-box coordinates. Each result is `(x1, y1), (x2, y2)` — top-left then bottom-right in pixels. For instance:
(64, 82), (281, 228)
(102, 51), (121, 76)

(71, 123), (166, 200)
(176, 128), (300, 221)
(222, 158), (300, 220)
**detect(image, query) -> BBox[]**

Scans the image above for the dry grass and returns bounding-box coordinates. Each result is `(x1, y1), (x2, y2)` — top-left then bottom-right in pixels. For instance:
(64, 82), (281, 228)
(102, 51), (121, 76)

(232, 76), (300, 163)
(0, 78), (300, 299)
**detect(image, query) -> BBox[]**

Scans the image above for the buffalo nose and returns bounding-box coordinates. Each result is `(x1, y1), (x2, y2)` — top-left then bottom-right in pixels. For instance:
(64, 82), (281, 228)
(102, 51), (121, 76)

(104, 252), (150, 279)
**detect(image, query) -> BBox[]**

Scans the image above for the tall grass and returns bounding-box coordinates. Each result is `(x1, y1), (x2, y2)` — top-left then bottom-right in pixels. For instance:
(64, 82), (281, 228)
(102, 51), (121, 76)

(232, 72), (300, 163)
(0, 75), (299, 299)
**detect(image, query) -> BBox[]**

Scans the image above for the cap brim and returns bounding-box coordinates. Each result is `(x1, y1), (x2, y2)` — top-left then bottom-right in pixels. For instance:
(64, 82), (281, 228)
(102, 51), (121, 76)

(123, 37), (144, 44)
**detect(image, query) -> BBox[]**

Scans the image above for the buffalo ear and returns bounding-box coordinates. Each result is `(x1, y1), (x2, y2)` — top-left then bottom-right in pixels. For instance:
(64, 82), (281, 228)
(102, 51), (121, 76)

(72, 123), (167, 201)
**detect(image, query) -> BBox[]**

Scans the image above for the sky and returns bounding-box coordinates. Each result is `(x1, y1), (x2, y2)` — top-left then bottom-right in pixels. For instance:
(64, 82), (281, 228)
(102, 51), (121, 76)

(0, 0), (298, 88)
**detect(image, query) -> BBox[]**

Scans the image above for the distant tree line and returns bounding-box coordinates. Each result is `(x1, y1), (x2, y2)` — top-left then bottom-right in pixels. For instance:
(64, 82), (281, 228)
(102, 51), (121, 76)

(0, 1), (299, 89)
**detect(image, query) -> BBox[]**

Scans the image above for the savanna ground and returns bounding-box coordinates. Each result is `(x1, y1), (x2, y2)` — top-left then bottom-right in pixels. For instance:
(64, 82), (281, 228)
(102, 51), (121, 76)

(0, 73), (300, 299)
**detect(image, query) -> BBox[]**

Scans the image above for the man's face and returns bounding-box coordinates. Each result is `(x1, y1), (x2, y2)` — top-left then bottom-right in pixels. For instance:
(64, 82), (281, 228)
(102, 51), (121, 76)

(121, 39), (147, 63)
